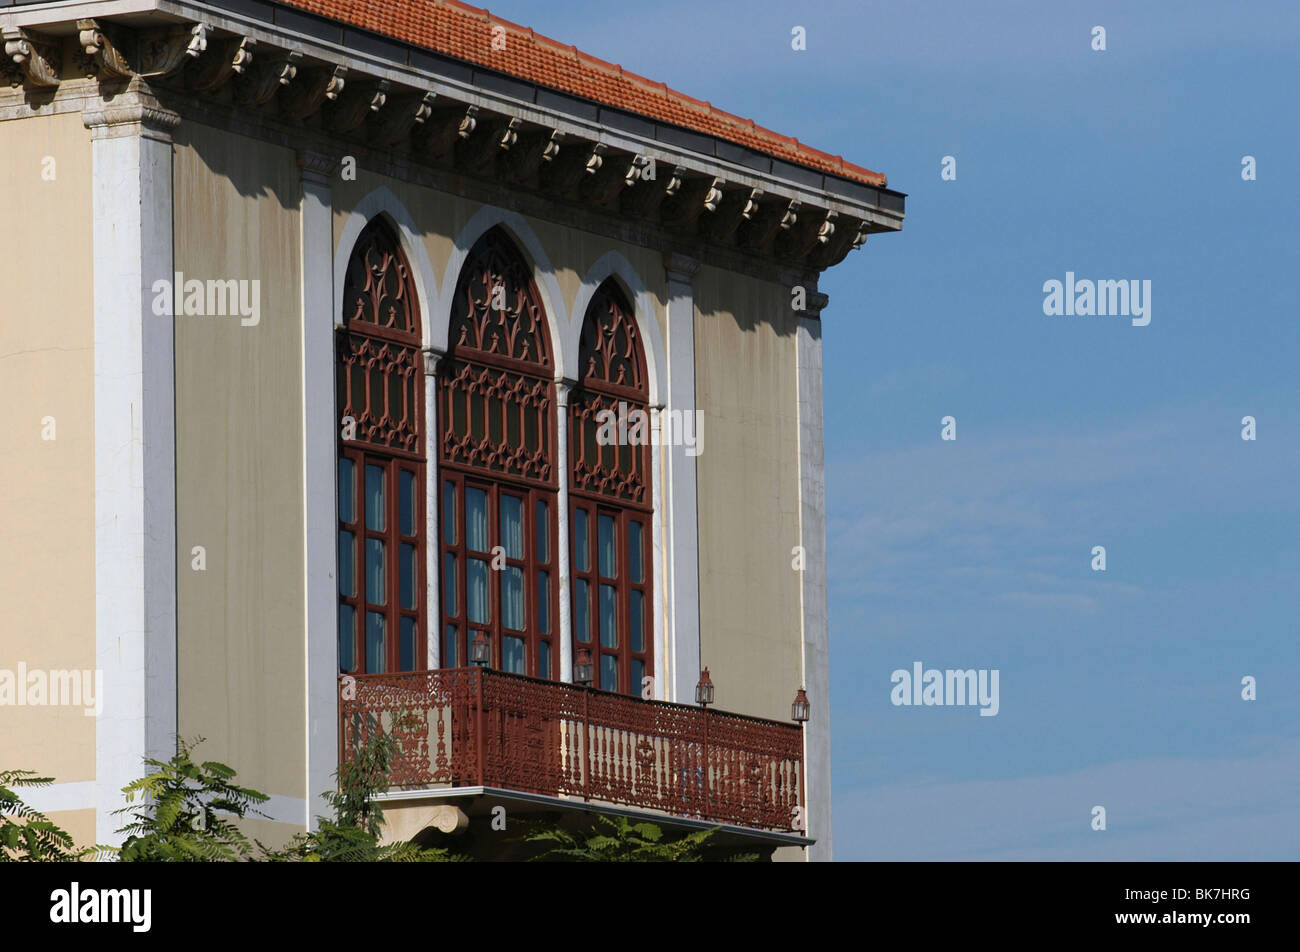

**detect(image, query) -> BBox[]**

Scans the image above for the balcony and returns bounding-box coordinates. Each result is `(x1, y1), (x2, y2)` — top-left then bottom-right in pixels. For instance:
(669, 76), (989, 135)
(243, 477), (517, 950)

(338, 667), (806, 837)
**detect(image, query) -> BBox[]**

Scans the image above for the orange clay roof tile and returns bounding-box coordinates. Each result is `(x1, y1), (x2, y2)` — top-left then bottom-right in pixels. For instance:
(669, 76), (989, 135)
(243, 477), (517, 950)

(276, 0), (886, 188)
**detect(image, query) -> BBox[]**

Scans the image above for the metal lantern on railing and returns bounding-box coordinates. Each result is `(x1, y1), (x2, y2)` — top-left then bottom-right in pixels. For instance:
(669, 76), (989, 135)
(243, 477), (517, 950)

(695, 667), (715, 707)
(791, 687), (811, 723)
(574, 647), (594, 686)
(470, 630), (491, 666)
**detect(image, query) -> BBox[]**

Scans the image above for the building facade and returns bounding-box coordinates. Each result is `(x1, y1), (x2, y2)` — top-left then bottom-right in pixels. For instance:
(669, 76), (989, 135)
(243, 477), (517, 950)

(0, 0), (903, 861)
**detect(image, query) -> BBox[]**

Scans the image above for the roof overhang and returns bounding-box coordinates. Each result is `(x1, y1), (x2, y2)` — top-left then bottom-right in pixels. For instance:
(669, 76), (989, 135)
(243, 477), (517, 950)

(2, 0), (904, 274)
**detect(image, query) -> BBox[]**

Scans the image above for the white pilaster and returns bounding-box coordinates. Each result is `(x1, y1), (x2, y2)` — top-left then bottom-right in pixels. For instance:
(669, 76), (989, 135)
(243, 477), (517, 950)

(299, 149), (338, 828)
(796, 290), (833, 862)
(85, 95), (179, 845)
(663, 253), (701, 705)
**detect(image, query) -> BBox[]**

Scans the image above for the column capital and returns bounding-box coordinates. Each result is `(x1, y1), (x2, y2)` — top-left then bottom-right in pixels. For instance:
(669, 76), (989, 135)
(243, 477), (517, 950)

(554, 376), (578, 405)
(422, 347), (444, 376)
(663, 251), (700, 285)
(297, 149), (339, 184)
(82, 89), (180, 143)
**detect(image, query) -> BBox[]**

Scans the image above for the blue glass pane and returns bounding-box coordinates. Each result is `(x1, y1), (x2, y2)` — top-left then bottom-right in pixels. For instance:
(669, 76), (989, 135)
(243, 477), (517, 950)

(600, 654), (617, 692)
(499, 495), (523, 560)
(502, 636), (525, 675)
(365, 465), (385, 531)
(537, 571), (549, 634)
(399, 470), (416, 536)
(338, 530), (355, 598)
(574, 578), (590, 643)
(400, 618), (416, 671)
(338, 458), (355, 523)
(443, 624), (458, 667)
(442, 481), (456, 545)
(338, 604), (356, 672)
(502, 566), (524, 630)
(366, 612), (385, 673)
(539, 641), (551, 680)
(629, 521), (643, 583)
(574, 508), (589, 573)
(630, 589), (644, 653)
(468, 558), (490, 624)
(598, 514), (616, 578)
(443, 553), (457, 617)
(631, 659), (645, 698)
(599, 584), (618, 648)
(366, 538), (386, 606)
(466, 487), (488, 552)
(400, 543), (416, 610)
(535, 500), (548, 562)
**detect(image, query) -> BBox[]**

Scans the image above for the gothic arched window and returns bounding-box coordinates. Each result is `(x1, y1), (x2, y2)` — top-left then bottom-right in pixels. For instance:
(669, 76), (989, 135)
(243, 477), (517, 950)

(336, 217), (426, 675)
(569, 279), (652, 695)
(438, 227), (558, 677)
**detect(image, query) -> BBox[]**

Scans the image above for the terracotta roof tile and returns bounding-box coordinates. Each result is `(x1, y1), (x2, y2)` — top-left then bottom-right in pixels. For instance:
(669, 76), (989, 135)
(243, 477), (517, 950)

(277, 0), (887, 188)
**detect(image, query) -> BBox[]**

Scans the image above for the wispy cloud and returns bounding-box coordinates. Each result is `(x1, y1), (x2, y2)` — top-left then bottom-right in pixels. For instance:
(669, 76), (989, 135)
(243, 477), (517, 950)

(835, 739), (1300, 860)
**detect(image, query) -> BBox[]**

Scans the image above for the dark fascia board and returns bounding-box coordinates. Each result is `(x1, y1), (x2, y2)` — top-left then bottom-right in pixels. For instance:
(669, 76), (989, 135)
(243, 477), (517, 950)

(181, 0), (903, 217)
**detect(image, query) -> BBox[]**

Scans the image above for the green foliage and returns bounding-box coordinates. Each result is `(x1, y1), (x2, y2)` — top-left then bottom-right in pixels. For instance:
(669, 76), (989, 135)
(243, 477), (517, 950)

(267, 723), (466, 862)
(0, 770), (107, 862)
(114, 737), (269, 862)
(519, 814), (759, 862)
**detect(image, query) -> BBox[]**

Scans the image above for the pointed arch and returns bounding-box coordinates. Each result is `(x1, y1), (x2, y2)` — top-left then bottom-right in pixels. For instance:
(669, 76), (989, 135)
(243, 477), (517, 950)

(568, 277), (653, 696)
(437, 205), (573, 381)
(336, 216), (428, 676)
(437, 225), (559, 680)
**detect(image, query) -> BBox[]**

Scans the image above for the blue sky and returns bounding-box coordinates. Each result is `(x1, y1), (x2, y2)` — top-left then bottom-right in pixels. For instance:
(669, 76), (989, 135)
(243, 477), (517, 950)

(494, 0), (1300, 859)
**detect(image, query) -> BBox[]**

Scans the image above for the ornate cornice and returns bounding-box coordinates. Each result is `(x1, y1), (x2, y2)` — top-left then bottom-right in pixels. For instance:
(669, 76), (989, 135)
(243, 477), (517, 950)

(0, 3), (901, 276)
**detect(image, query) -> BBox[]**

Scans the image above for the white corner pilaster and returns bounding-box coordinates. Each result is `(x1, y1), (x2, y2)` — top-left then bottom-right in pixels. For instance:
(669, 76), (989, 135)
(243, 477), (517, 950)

(555, 380), (575, 683)
(84, 93), (179, 845)
(299, 149), (338, 829)
(795, 285), (832, 862)
(663, 252), (701, 705)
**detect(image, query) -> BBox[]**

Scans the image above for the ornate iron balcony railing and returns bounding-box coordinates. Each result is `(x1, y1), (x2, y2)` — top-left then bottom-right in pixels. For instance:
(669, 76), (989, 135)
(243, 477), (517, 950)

(338, 667), (805, 834)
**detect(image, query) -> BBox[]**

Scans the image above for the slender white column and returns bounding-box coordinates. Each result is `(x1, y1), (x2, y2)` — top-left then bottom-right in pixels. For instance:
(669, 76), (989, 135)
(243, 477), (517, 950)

(299, 150), (338, 828)
(84, 96), (179, 845)
(649, 421), (666, 701)
(423, 349), (442, 668)
(663, 253), (701, 705)
(555, 381), (574, 682)
(796, 288), (833, 862)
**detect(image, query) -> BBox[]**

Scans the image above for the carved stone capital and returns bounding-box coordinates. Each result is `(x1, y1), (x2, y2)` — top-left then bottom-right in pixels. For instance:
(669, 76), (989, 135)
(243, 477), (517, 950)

(664, 251), (701, 285)
(297, 148), (339, 183)
(83, 97), (181, 142)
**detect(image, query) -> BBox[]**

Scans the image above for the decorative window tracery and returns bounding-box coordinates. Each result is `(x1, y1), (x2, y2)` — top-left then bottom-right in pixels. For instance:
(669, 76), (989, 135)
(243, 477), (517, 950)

(438, 227), (558, 678)
(337, 218), (426, 675)
(569, 279), (652, 695)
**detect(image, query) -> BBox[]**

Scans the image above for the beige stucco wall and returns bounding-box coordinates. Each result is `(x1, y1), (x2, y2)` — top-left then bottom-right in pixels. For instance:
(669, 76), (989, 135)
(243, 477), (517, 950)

(172, 120), (306, 802)
(694, 266), (804, 723)
(0, 111), (97, 783)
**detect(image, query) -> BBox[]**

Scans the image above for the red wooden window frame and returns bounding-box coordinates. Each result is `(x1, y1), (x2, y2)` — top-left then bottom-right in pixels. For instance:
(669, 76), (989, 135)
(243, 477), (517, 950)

(337, 218), (426, 675)
(569, 279), (653, 695)
(437, 226), (559, 678)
